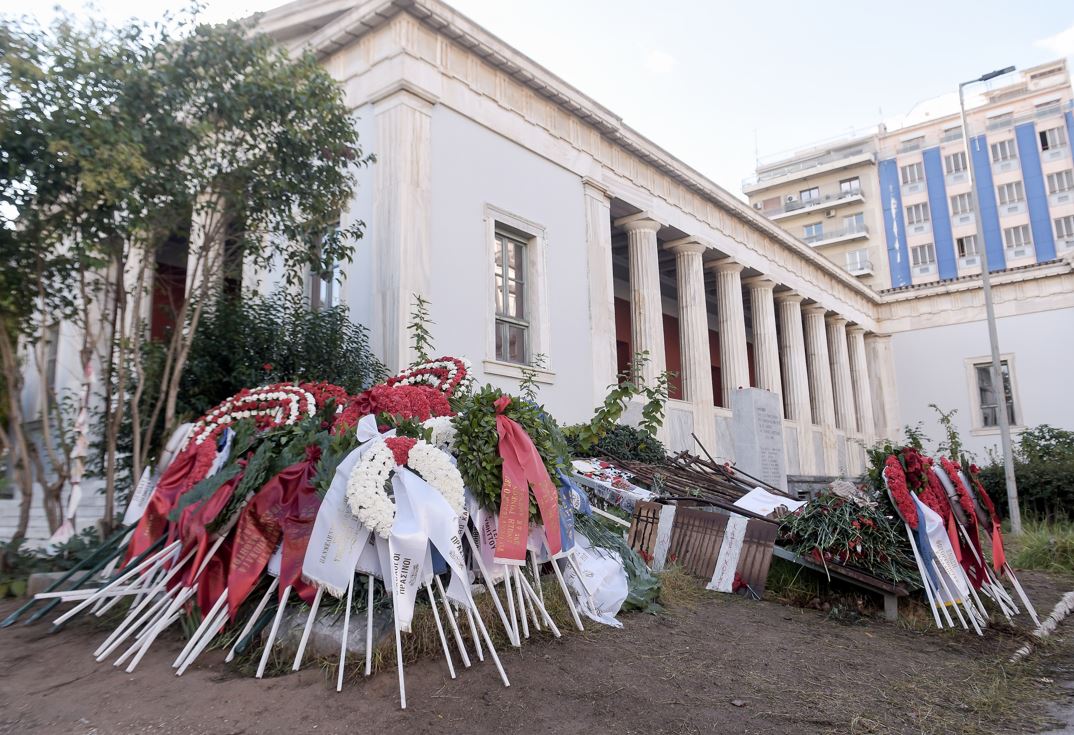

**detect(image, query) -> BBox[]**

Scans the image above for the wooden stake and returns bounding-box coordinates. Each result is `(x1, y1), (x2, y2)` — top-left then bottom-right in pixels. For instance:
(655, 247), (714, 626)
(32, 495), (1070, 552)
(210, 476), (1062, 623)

(463, 532), (514, 646)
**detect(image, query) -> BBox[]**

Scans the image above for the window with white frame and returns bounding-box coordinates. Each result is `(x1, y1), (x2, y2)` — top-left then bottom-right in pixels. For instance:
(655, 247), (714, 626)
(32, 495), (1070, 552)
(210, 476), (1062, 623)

(950, 192), (974, 215)
(843, 212), (865, 233)
(803, 222), (824, 242)
(956, 234), (979, 258)
(845, 249), (870, 272)
(973, 360), (1017, 428)
(309, 220), (342, 311)
(839, 177), (861, 196)
(901, 162), (924, 185)
(494, 229), (529, 365)
(990, 139), (1017, 163)
(1003, 224), (1032, 250)
(799, 186), (820, 204)
(997, 181), (1025, 206)
(1055, 215), (1074, 241)
(911, 242), (936, 267)
(1040, 127), (1067, 151)
(944, 151), (967, 174)
(1047, 170), (1074, 194)
(906, 202), (930, 225)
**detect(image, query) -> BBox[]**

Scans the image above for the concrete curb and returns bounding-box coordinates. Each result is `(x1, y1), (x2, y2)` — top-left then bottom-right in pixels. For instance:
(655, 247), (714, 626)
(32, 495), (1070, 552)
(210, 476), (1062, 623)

(1010, 591), (1074, 663)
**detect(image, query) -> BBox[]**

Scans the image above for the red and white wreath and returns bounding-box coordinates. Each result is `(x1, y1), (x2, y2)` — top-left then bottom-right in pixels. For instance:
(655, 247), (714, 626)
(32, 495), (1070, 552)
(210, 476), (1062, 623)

(184, 383), (318, 449)
(387, 356), (473, 396)
(346, 436), (465, 538)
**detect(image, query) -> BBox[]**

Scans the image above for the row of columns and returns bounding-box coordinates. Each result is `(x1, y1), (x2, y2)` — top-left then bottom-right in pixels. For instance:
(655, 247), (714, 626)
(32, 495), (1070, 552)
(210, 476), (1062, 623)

(611, 211), (894, 473)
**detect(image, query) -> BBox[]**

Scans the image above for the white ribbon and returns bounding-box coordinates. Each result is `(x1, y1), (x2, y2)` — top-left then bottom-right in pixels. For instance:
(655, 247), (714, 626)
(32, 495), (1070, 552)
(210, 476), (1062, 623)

(912, 495), (969, 603)
(388, 473), (427, 633)
(395, 468), (471, 607)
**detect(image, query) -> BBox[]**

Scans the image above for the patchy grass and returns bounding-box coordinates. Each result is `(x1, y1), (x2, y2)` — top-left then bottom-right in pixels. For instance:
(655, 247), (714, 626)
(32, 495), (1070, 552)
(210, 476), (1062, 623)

(1008, 518), (1074, 575)
(655, 564), (710, 609)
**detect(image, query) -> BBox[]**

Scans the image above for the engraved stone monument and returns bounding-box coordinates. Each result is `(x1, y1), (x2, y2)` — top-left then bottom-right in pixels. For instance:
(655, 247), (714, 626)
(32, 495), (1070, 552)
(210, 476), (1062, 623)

(731, 387), (787, 493)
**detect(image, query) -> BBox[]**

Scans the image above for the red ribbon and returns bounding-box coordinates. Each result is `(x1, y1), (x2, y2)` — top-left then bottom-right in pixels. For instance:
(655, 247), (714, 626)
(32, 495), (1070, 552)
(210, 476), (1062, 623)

(125, 442), (213, 564)
(493, 396), (562, 564)
(226, 446), (322, 619)
(990, 519), (1007, 574)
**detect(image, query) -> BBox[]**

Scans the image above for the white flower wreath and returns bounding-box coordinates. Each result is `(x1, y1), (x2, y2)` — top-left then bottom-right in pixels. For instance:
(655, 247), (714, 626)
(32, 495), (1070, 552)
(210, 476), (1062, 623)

(345, 436), (466, 538)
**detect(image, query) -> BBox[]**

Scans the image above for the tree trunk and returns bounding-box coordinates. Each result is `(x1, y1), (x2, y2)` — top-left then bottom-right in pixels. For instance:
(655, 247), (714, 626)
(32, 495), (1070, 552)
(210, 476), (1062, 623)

(0, 320), (35, 541)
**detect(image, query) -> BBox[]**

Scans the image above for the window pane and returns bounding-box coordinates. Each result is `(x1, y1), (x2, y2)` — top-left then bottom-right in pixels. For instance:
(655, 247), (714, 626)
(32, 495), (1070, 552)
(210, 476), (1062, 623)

(495, 274), (504, 313)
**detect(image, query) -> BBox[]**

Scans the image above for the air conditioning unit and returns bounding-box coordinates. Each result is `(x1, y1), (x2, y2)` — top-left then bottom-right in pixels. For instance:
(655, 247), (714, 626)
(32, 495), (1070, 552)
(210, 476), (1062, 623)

(753, 202), (762, 210)
(786, 195), (796, 203)
(825, 209), (836, 218)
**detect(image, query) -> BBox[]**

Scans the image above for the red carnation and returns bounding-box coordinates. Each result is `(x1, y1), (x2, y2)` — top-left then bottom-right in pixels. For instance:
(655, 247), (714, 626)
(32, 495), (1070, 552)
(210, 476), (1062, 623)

(940, 457), (977, 520)
(385, 436), (417, 467)
(884, 455), (919, 529)
(921, 468), (952, 520)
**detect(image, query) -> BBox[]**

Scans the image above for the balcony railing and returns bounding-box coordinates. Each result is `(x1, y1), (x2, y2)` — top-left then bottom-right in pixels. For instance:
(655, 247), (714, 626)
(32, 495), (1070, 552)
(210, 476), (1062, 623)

(766, 188), (864, 216)
(803, 224), (869, 245)
(744, 148), (876, 189)
(846, 260), (873, 276)
(985, 100), (1071, 131)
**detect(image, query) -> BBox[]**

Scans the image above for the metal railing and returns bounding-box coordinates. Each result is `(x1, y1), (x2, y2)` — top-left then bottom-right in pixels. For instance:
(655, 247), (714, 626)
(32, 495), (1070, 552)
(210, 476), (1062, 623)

(745, 148), (876, 188)
(766, 187), (864, 215)
(802, 224), (869, 245)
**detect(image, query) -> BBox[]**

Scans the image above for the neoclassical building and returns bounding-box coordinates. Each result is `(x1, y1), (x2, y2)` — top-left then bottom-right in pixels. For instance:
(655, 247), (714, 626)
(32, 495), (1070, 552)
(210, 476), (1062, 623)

(5, 0), (1072, 542)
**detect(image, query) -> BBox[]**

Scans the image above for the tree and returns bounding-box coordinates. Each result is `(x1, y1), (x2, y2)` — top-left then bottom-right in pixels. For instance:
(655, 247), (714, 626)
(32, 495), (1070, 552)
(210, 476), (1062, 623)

(1, 10), (372, 538)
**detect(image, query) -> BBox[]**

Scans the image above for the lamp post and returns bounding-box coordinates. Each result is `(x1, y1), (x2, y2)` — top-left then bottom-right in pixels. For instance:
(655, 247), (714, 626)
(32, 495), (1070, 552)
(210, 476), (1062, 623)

(957, 65), (1022, 535)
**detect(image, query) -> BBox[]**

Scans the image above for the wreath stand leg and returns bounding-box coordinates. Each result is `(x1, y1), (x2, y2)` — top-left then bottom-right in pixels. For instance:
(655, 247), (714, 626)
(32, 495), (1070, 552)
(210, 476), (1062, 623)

(463, 603), (484, 661)
(225, 577), (278, 662)
(552, 559), (584, 632)
(512, 567), (530, 640)
(461, 583), (510, 688)
(426, 582), (457, 679)
(96, 586), (176, 661)
(515, 566), (560, 637)
(904, 526), (944, 628)
(434, 576), (471, 667)
(292, 586), (324, 671)
(256, 584), (292, 678)
(337, 576), (354, 692)
(1005, 564), (1041, 627)
(174, 586), (228, 669)
(364, 575), (375, 676)
(502, 565), (520, 645)
(177, 602), (229, 676)
(464, 532), (515, 647)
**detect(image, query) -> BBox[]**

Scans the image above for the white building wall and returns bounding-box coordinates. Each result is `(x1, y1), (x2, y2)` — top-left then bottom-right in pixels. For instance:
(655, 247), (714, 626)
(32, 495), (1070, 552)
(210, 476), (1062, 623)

(891, 306), (1074, 460)
(427, 106), (596, 422)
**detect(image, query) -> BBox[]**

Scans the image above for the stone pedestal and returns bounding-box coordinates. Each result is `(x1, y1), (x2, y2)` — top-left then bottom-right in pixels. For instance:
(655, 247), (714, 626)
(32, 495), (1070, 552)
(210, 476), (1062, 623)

(731, 387), (788, 492)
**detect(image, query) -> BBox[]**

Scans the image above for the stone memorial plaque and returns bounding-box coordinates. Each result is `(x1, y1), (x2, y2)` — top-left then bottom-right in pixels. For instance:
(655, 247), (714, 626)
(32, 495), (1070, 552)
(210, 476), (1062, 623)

(731, 387), (787, 492)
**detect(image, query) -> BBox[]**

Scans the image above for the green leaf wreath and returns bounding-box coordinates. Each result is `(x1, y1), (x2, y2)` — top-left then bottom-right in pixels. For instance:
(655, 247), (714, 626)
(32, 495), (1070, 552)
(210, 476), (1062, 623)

(452, 385), (572, 520)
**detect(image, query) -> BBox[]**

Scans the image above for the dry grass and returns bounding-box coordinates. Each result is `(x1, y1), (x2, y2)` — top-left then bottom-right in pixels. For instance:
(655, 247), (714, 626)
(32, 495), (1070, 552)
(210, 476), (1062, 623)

(656, 564), (710, 609)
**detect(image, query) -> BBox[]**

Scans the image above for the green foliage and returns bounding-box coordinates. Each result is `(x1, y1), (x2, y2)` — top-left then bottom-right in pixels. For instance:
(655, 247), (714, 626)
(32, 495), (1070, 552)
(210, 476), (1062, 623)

(0, 528), (109, 596)
(407, 294), (435, 365)
(574, 512), (661, 613)
(929, 404), (963, 462)
(452, 385), (571, 519)
(978, 424), (1074, 520)
(518, 353), (546, 403)
(902, 422), (928, 450)
(1008, 517), (1074, 574)
(563, 423), (667, 463)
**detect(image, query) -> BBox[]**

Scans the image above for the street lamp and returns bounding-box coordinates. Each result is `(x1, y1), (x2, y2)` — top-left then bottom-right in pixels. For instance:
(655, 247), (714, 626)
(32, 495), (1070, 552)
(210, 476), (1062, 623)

(956, 65), (1022, 534)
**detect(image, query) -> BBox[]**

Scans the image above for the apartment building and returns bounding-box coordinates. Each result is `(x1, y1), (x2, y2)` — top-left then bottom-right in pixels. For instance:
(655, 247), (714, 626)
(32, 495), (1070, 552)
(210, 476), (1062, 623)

(744, 59), (1074, 290)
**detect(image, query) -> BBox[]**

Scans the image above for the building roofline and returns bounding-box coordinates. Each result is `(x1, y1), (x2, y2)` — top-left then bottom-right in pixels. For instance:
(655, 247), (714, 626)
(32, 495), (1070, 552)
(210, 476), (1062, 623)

(256, 0), (882, 305)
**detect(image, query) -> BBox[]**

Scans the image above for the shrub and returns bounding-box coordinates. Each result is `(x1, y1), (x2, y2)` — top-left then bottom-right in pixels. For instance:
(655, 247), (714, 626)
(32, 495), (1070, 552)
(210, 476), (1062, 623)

(978, 425), (1074, 520)
(563, 423), (667, 463)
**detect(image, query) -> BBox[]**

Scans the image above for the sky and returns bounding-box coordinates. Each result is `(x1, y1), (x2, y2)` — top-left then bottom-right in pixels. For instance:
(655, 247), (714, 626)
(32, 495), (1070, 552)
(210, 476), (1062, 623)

(5, 0), (1074, 199)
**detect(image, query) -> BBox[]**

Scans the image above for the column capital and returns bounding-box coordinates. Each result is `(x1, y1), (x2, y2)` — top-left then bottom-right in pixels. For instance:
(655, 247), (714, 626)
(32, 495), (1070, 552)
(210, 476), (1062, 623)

(614, 213), (662, 234)
(665, 236), (708, 256)
(846, 324), (867, 338)
(743, 275), (777, 291)
(774, 291), (804, 305)
(863, 331), (891, 344)
(582, 177), (612, 201)
(825, 314), (848, 328)
(707, 258), (744, 275)
(802, 303), (828, 316)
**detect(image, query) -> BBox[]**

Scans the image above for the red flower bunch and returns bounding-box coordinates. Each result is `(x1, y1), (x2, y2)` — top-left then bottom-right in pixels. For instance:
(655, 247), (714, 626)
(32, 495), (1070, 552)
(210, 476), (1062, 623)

(385, 436), (417, 467)
(940, 457), (977, 520)
(920, 468), (953, 520)
(335, 384), (452, 432)
(300, 381), (350, 411)
(900, 447), (929, 494)
(883, 455), (919, 529)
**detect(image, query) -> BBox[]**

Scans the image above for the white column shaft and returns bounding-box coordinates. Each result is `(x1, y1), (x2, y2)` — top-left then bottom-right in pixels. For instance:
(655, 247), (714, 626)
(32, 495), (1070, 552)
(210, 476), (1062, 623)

(623, 218), (666, 386)
(803, 306), (836, 427)
(776, 296), (811, 424)
(826, 317), (856, 433)
(714, 263), (749, 407)
(674, 246), (714, 408)
(848, 327), (876, 440)
(747, 280), (782, 404)
(584, 181), (617, 401)
(866, 334), (899, 440)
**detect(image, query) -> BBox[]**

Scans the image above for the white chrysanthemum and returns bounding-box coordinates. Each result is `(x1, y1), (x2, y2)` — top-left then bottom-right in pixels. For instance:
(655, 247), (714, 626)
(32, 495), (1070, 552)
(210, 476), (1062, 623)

(346, 440), (397, 538)
(408, 441), (465, 515)
(422, 416), (457, 452)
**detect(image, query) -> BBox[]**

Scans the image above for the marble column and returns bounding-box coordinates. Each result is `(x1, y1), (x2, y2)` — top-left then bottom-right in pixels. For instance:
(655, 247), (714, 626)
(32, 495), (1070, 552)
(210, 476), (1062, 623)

(711, 260), (749, 407)
(745, 277), (782, 407)
(826, 316), (856, 433)
(847, 326), (876, 440)
(865, 333), (899, 440)
(372, 88), (433, 373)
(775, 293), (812, 425)
(616, 215), (666, 387)
(669, 238), (716, 452)
(802, 305), (836, 428)
(583, 179), (617, 402)
(668, 240), (714, 408)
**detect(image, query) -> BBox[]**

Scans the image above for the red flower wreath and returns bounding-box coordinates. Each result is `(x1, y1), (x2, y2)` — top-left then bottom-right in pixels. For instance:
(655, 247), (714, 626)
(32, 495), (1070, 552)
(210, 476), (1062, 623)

(940, 457), (977, 519)
(883, 455), (919, 529)
(335, 383), (452, 432)
(921, 466), (953, 520)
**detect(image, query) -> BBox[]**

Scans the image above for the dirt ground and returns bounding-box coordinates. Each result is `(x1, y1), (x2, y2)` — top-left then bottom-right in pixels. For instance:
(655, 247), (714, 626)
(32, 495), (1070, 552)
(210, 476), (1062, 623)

(1, 570), (1073, 735)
